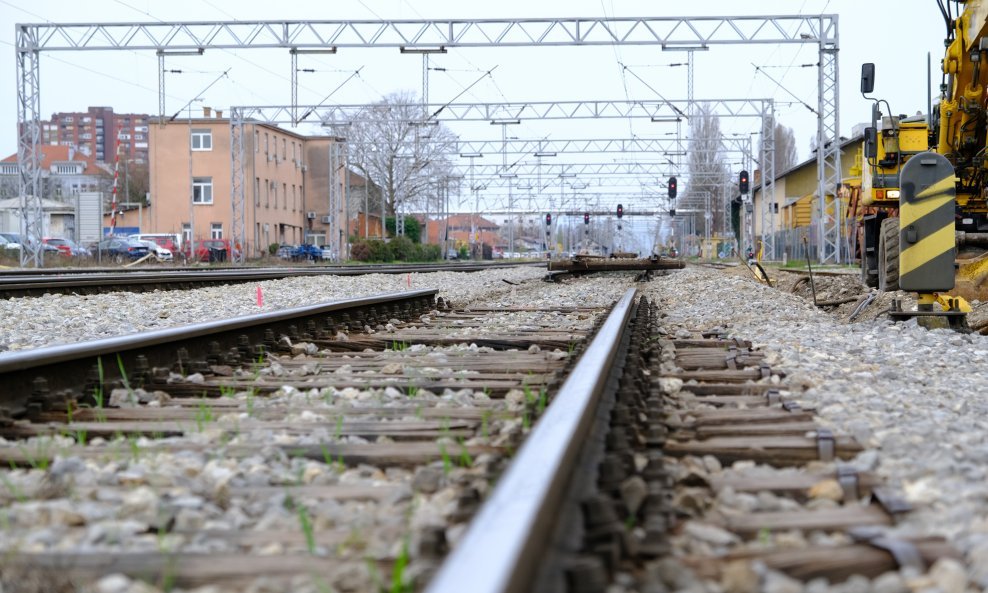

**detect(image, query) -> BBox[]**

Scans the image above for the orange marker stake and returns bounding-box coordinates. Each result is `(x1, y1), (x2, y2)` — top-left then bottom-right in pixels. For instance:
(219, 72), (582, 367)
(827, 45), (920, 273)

(407, 273), (411, 288)
(256, 285), (263, 307)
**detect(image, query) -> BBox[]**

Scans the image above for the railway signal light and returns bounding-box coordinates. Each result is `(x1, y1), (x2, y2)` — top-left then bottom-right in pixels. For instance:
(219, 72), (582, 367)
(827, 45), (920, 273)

(584, 212), (590, 224)
(669, 208), (676, 217)
(545, 213), (552, 226)
(739, 170), (750, 194)
(616, 204), (624, 219)
(668, 176), (677, 199)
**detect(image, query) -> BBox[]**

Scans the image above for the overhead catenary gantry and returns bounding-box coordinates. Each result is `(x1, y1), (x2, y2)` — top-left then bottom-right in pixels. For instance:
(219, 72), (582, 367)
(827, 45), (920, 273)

(239, 99), (775, 258)
(16, 14), (838, 266)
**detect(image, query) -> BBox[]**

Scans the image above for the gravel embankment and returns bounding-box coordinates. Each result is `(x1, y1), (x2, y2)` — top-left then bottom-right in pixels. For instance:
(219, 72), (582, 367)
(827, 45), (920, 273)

(642, 267), (988, 593)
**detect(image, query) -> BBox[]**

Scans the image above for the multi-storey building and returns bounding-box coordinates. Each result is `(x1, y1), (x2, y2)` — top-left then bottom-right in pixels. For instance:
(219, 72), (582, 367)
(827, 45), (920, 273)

(0, 145), (105, 201)
(37, 106), (151, 164)
(143, 107), (344, 259)
(0, 145), (105, 237)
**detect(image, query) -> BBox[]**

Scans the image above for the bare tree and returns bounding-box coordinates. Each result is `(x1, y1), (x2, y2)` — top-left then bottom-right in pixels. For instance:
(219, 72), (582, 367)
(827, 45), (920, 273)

(336, 91), (456, 222)
(763, 122), (798, 173)
(686, 103), (731, 237)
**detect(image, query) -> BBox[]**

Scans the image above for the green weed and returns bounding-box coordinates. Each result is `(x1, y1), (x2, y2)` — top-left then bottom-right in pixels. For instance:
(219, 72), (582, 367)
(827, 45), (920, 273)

(536, 387), (548, 415)
(320, 444), (334, 466)
(297, 503), (316, 554)
(456, 437), (473, 468)
(128, 434), (142, 461)
(389, 536), (412, 593)
(245, 387), (257, 417)
(194, 401), (216, 432)
(94, 357), (106, 423)
(366, 557), (383, 592)
(19, 441), (52, 471)
(522, 384), (535, 406)
(116, 354), (134, 404)
(439, 442), (452, 476)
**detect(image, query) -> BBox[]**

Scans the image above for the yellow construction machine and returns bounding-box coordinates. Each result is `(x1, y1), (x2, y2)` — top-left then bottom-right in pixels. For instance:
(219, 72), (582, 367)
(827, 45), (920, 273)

(858, 0), (988, 314)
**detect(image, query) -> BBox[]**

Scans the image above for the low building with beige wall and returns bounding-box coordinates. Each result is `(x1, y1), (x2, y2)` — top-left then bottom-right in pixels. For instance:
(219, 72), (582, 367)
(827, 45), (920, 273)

(146, 108), (340, 258)
(746, 136), (861, 261)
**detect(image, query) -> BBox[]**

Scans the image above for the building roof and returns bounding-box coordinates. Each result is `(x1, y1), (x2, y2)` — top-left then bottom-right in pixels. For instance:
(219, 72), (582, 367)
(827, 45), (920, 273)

(1, 145), (102, 175)
(445, 213), (500, 229)
(0, 197), (76, 211)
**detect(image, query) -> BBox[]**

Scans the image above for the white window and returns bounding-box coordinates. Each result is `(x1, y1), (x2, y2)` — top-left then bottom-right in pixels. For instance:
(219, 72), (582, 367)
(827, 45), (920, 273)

(192, 177), (213, 204)
(191, 129), (212, 151)
(211, 223), (223, 239)
(182, 223), (191, 243)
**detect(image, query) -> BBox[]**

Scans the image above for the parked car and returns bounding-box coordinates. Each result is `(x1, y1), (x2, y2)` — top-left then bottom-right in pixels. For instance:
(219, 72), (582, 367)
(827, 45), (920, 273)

(291, 243), (323, 261)
(42, 237), (91, 258)
(1, 233), (59, 255)
(275, 244), (294, 260)
(0, 234), (20, 254)
(132, 239), (173, 262)
(130, 234), (181, 254)
(92, 237), (151, 263)
(184, 238), (231, 262)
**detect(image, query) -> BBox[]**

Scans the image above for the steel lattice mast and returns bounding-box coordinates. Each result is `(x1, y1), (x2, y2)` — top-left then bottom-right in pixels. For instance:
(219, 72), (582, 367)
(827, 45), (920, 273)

(16, 15), (838, 266)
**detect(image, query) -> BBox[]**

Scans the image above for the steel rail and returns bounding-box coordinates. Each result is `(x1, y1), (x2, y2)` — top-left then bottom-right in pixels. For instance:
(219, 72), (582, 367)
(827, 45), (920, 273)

(0, 261), (539, 277)
(426, 286), (637, 593)
(0, 262), (540, 298)
(0, 289), (437, 418)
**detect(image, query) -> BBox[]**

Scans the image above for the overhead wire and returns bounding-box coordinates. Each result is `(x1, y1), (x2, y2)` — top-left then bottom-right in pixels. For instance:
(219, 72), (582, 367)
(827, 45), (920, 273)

(110, 0), (336, 107)
(601, 0), (637, 142)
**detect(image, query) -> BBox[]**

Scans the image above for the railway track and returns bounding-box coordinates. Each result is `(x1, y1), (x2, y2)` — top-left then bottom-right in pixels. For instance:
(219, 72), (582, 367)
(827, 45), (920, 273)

(0, 283), (617, 591)
(0, 261), (538, 299)
(0, 270), (964, 591)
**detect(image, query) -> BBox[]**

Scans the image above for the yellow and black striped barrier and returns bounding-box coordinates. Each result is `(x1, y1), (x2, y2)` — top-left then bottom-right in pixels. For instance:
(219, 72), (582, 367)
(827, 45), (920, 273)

(898, 152), (956, 293)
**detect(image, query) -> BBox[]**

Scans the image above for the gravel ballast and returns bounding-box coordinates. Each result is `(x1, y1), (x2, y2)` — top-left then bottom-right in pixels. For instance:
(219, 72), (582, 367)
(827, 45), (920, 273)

(1, 264), (986, 591)
(641, 267), (988, 593)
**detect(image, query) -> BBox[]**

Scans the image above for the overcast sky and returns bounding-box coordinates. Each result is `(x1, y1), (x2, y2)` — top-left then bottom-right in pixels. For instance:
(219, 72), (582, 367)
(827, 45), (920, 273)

(0, 0), (949, 248)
